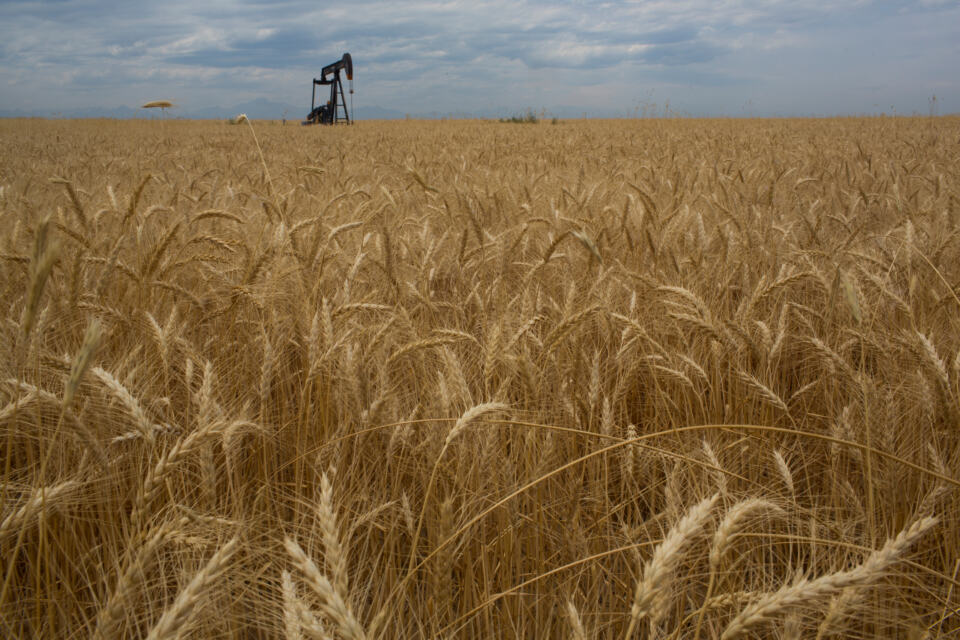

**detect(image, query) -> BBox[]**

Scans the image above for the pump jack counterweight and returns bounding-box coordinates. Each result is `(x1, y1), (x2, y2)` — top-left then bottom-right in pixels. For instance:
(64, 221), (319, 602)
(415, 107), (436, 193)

(303, 53), (353, 125)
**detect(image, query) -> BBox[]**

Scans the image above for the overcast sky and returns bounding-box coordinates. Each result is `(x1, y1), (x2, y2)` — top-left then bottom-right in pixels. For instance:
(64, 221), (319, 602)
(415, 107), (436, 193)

(1, 0), (957, 117)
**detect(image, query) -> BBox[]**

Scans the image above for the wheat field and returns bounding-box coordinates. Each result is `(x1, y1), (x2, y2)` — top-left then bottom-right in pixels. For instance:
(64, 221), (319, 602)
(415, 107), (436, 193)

(1, 116), (958, 638)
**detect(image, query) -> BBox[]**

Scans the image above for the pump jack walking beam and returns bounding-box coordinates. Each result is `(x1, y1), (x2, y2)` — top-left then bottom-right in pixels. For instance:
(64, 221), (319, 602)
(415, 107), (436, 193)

(303, 53), (353, 125)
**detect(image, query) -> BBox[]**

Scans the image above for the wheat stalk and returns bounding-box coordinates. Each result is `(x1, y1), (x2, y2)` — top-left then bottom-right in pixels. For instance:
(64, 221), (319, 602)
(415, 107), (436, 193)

(406, 402), (509, 579)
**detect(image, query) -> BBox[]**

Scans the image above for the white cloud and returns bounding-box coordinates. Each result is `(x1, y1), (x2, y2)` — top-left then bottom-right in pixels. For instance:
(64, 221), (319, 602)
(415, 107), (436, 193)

(0, 0), (957, 116)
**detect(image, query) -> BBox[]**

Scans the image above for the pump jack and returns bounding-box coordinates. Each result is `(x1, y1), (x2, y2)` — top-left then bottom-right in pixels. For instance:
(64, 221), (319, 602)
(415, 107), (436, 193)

(303, 53), (353, 125)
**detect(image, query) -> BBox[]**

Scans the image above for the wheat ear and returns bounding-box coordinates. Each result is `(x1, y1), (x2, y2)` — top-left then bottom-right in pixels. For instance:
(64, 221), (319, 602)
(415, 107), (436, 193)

(62, 319), (108, 464)
(721, 517), (937, 640)
(916, 331), (949, 390)
(772, 449), (795, 497)
(318, 471), (349, 599)
(567, 599), (587, 640)
(281, 570), (306, 640)
(625, 494), (718, 638)
(92, 518), (187, 640)
(63, 318), (102, 408)
(814, 587), (860, 640)
(0, 480), (80, 539)
(694, 499), (782, 640)
(131, 418), (246, 531)
(284, 537), (368, 640)
(407, 402), (508, 577)
(144, 536), (238, 640)
(21, 214), (58, 340)
(91, 366), (159, 444)
(444, 401), (508, 449)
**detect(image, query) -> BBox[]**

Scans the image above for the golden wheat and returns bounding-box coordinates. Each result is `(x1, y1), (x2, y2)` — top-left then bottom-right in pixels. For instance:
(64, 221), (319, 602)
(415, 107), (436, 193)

(0, 116), (958, 638)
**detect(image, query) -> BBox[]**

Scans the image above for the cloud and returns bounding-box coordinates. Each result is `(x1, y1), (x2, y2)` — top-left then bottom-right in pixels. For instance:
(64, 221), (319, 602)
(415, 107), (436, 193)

(0, 0), (957, 116)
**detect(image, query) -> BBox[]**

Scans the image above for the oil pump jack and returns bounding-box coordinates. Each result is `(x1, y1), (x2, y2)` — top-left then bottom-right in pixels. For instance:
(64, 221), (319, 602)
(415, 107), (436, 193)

(303, 53), (353, 125)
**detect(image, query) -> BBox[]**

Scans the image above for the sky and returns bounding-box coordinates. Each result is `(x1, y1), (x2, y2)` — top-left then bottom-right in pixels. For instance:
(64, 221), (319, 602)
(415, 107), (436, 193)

(1, 0), (958, 118)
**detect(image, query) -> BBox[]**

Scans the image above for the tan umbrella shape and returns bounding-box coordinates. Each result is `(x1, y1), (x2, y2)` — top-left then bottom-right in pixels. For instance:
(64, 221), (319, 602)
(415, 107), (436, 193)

(141, 100), (175, 117)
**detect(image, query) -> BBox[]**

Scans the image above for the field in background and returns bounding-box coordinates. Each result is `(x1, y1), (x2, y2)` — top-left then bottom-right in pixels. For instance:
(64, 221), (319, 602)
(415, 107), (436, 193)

(1, 117), (959, 638)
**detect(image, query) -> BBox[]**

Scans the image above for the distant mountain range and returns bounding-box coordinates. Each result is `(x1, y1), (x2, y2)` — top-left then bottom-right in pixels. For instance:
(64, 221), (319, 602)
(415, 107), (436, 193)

(0, 97), (412, 121)
(0, 98), (623, 120)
